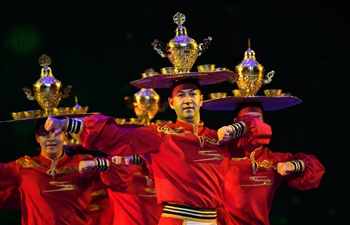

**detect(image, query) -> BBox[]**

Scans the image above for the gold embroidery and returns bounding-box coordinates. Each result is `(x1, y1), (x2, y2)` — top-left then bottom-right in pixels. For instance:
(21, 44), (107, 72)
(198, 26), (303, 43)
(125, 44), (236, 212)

(16, 158), (46, 169)
(145, 176), (152, 186)
(204, 136), (217, 145)
(232, 157), (248, 161)
(237, 147), (275, 186)
(144, 187), (156, 194)
(47, 167), (79, 176)
(260, 160), (274, 169)
(91, 189), (108, 197)
(252, 160), (259, 174)
(158, 124), (219, 148)
(198, 136), (204, 148)
(139, 187), (157, 197)
(56, 167), (79, 174)
(194, 150), (224, 162)
(157, 125), (190, 135)
(42, 181), (77, 193)
(17, 157), (78, 175)
(242, 175), (274, 186)
(89, 204), (106, 211)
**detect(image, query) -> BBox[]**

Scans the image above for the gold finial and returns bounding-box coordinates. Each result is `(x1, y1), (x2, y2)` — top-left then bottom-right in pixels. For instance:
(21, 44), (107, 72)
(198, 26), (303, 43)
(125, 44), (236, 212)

(141, 68), (159, 78)
(151, 12), (212, 73)
(73, 95), (82, 112)
(74, 95), (80, 106)
(173, 12), (186, 26)
(38, 54), (51, 67)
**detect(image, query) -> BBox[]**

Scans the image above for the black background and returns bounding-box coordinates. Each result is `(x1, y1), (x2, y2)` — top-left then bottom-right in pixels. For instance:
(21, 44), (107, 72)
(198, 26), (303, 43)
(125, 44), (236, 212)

(0, 1), (343, 224)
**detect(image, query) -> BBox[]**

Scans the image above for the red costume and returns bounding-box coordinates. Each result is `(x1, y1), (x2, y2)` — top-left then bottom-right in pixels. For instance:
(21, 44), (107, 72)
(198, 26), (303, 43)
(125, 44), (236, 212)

(102, 164), (162, 225)
(0, 153), (130, 225)
(217, 118), (325, 225)
(87, 177), (114, 225)
(0, 186), (20, 210)
(73, 114), (265, 224)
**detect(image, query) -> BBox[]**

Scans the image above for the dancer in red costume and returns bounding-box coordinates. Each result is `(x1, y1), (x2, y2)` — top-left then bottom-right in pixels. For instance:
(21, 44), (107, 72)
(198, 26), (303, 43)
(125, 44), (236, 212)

(87, 177), (114, 225)
(45, 77), (269, 225)
(80, 154), (162, 225)
(203, 97), (325, 225)
(0, 119), (132, 225)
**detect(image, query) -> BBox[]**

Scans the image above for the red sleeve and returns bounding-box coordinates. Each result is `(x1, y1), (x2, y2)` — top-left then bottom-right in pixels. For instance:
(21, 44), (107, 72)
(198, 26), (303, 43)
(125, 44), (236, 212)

(0, 161), (21, 209)
(99, 161), (135, 192)
(286, 152), (325, 190)
(79, 114), (162, 156)
(272, 151), (325, 190)
(233, 114), (272, 153)
(0, 161), (20, 191)
(0, 186), (20, 210)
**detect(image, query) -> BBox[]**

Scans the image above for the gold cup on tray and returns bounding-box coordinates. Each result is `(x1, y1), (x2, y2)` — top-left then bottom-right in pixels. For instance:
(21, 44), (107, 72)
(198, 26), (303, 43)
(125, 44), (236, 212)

(197, 64), (216, 72)
(264, 89), (283, 97)
(23, 54), (72, 116)
(152, 12), (212, 74)
(231, 39), (275, 97)
(209, 92), (227, 99)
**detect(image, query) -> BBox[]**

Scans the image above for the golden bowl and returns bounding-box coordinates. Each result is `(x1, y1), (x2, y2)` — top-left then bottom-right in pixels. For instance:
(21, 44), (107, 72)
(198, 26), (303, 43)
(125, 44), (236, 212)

(23, 109), (42, 118)
(115, 118), (126, 125)
(73, 106), (89, 114)
(129, 118), (142, 124)
(54, 107), (71, 115)
(160, 67), (175, 74)
(197, 64), (216, 72)
(11, 111), (26, 120)
(64, 138), (76, 145)
(281, 93), (291, 97)
(215, 67), (228, 71)
(69, 133), (81, 143)
(155, 120), (173, 125)
(264, 89), (282, 97)
(232, 89), (242, 97)
(209, 92), (227, 99)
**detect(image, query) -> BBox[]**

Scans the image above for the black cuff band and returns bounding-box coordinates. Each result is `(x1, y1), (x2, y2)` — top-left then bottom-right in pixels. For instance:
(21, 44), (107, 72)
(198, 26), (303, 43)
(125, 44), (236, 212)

(291, 160), (304, 173)
(130, 155), (144, 165)
(229, 121), (246, 138)
(65, 118), (82, 134)
(93, 158), (109, 172)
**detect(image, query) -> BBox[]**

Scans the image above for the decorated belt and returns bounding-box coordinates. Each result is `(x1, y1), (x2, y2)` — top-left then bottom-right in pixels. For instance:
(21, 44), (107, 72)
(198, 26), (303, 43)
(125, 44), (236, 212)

(162, 202), (217, 222)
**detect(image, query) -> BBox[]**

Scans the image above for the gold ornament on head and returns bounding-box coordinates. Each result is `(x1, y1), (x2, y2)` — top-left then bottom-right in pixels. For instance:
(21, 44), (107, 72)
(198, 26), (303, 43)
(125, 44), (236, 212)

(124, 68), (168, 125)
(231, 38), (274, 97)
(23, 54), (72, 116)
(151, 12), (212, 73)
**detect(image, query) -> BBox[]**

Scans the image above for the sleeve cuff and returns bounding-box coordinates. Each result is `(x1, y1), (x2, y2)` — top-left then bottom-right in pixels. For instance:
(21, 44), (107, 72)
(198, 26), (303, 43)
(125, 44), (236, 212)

(93, 158), (110, 172)
(228, 121), (247, 138)
(65, 117), (84, 134)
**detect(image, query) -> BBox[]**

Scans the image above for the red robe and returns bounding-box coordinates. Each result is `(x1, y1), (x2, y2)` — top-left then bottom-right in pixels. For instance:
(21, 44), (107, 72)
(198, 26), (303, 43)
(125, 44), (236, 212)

(87, 177), (114, 225)
(0, 186), (20, 210)
(217, 117), (325, 225)
(78, 114), (268, 224)
(80, 114), (232, 209)
(101, 164), (162, 225)
(0, 153), (130, 225)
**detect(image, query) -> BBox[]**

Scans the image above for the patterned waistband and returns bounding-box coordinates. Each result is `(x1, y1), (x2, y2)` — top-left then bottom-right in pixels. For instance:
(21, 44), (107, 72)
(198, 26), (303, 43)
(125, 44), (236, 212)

(162, 203), (217, 222)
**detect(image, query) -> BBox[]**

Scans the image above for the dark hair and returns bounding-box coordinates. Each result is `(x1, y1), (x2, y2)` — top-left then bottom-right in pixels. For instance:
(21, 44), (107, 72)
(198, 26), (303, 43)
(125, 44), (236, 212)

(35, 119), (47, 134)
(169, 78), (200, 96)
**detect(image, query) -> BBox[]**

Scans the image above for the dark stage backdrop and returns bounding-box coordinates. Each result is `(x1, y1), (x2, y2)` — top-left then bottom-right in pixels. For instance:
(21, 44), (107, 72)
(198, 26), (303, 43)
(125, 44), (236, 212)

(0, 1), (342, 224)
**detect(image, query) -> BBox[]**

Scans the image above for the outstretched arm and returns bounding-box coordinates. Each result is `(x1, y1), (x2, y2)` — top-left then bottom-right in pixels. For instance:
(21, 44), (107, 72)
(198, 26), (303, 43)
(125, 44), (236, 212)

(274, 152), (325, 190)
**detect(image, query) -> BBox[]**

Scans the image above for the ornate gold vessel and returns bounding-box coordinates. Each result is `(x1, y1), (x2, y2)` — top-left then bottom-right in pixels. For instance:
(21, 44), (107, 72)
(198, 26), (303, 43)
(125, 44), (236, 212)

(23, 54), (72, 116)
(232, 39), (274, 96)
(151, 12), (212, 73)
(125, 69), (168, 125)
